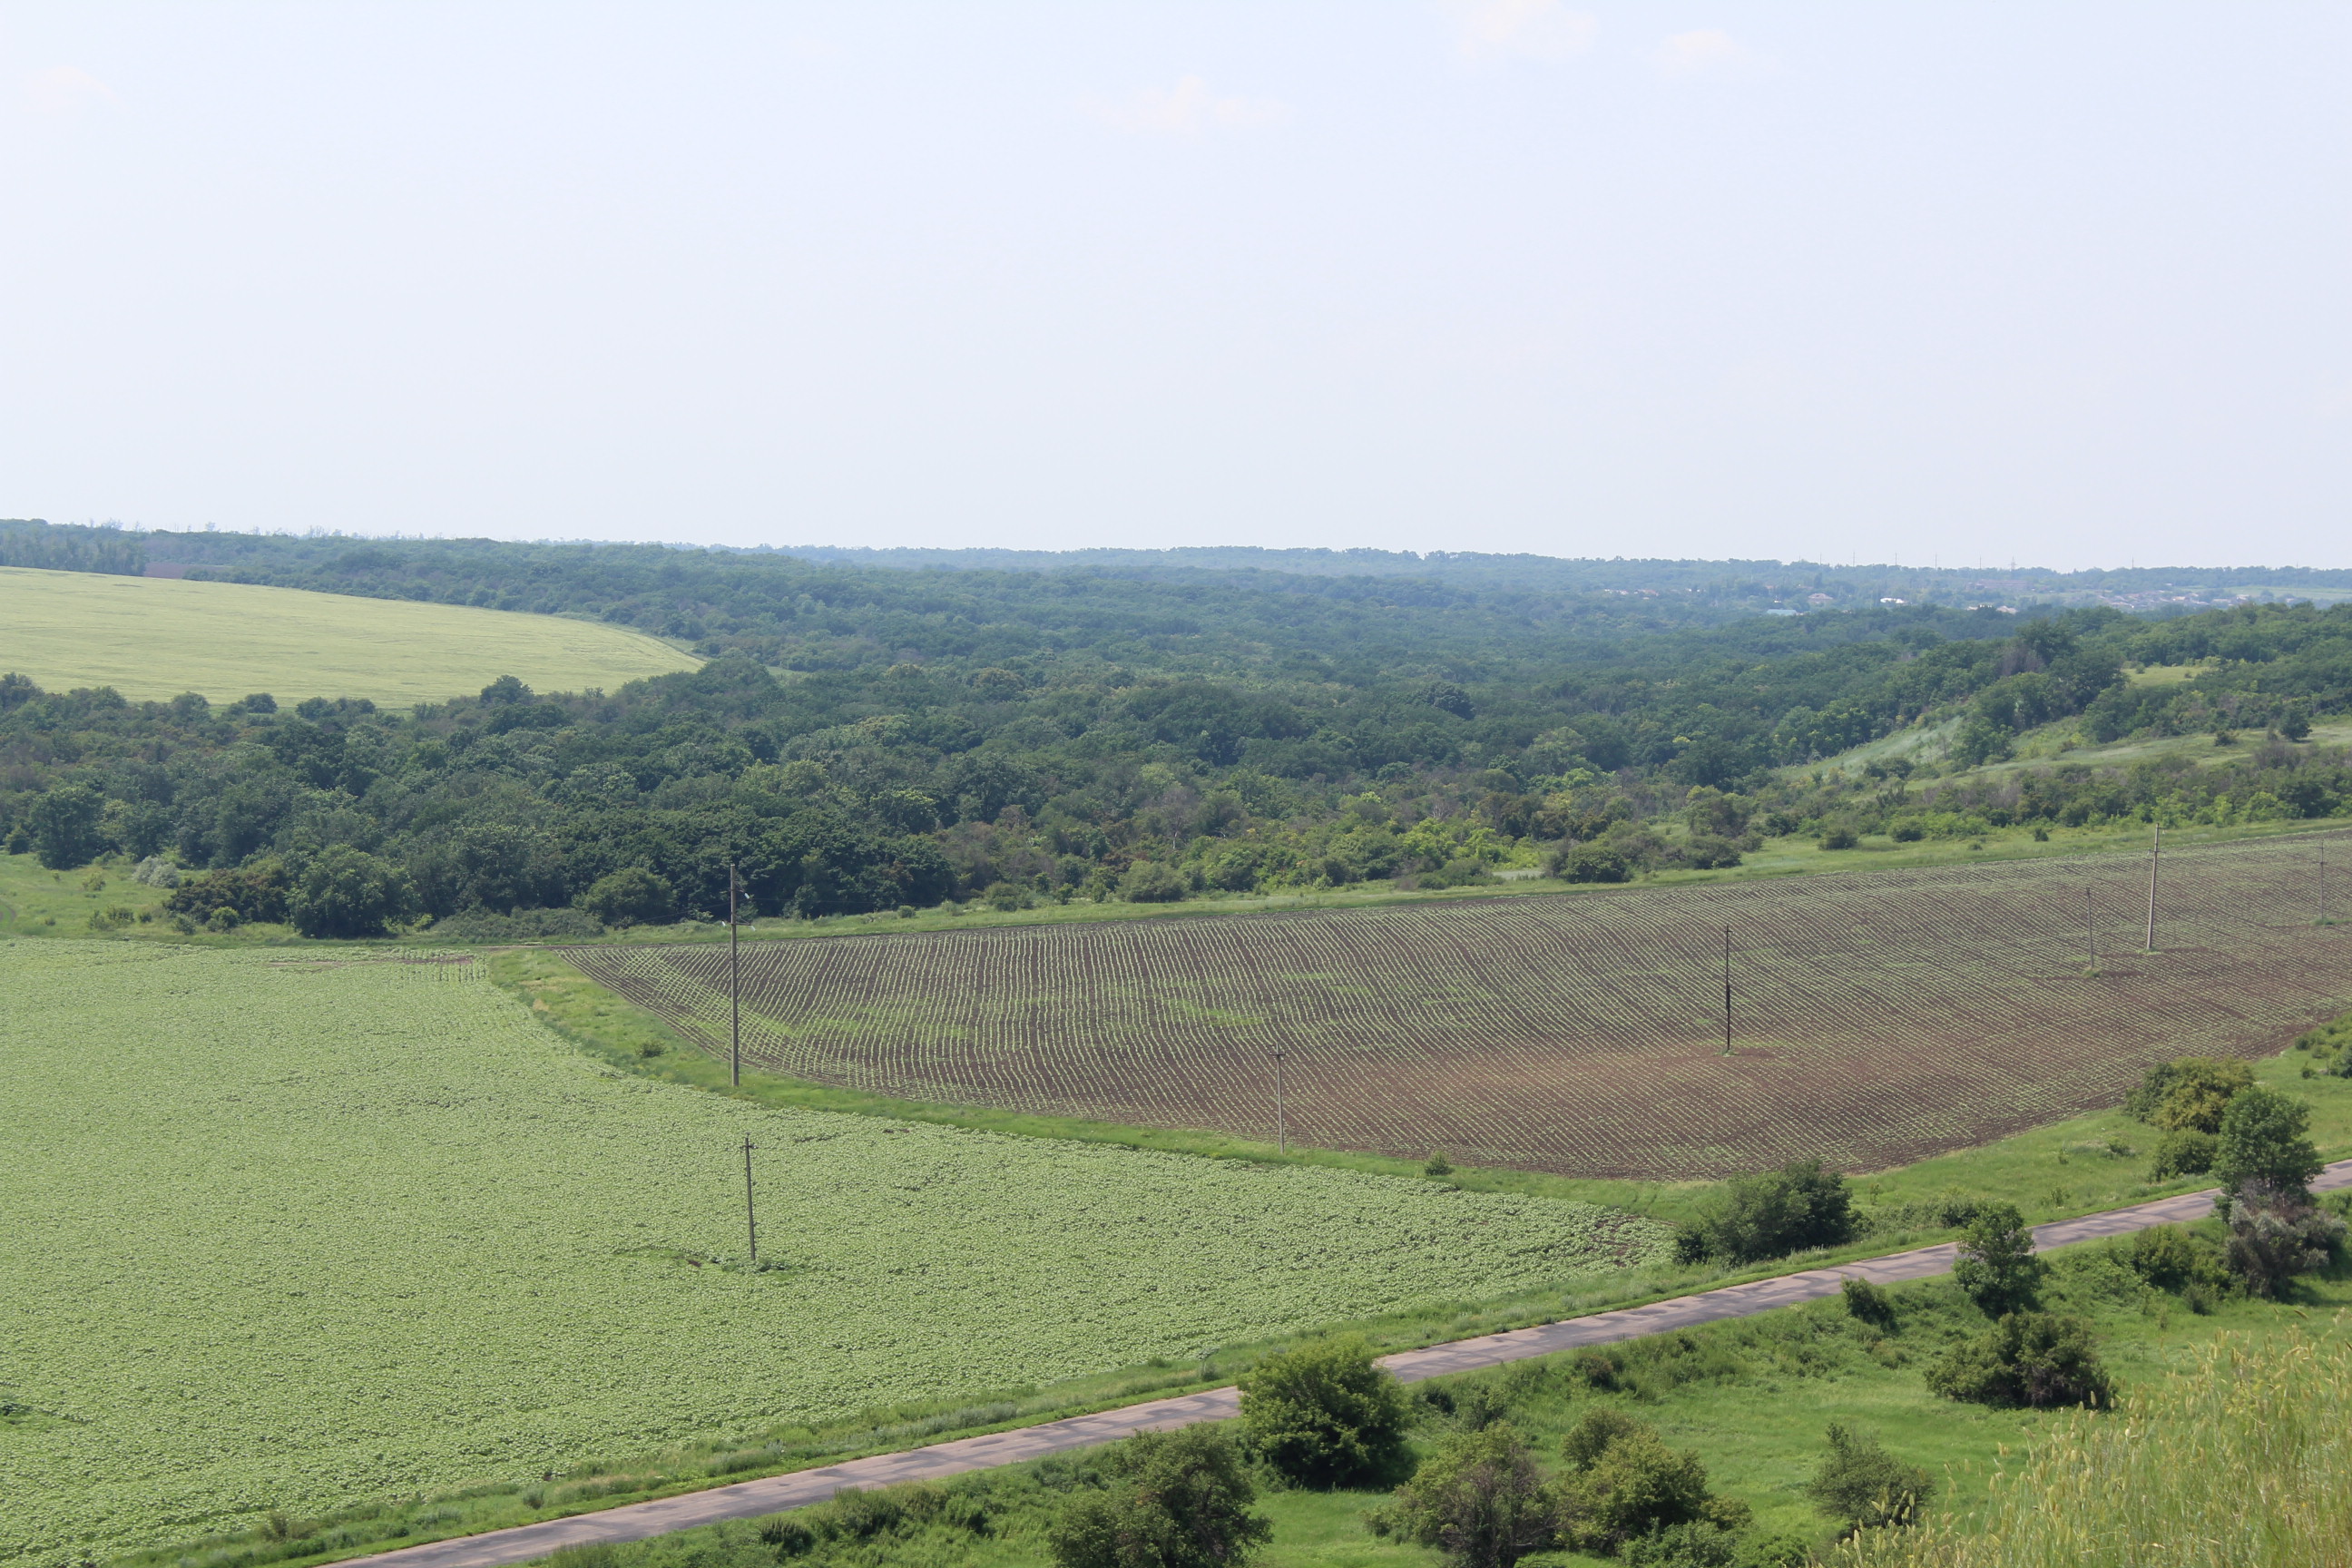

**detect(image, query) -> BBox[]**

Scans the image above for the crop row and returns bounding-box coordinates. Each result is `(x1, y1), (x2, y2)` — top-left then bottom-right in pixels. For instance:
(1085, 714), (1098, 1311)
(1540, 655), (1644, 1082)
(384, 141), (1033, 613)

(572, 832), (2352, 1179)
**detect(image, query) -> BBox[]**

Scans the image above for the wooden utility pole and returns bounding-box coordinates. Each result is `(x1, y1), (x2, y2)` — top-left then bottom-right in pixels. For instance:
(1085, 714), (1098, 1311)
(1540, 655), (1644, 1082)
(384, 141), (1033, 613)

(1720, 926), (1734, 1056)
(2143, 824), (2161, 954)
(1272, 1049), (1288, 1155)
(740, 1133), (759, 1264)
(729, 861), (741, 1087)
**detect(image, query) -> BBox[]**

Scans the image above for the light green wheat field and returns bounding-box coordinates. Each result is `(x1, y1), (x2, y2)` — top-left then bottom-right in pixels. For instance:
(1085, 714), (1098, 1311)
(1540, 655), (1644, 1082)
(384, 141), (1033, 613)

(0, 566), (699, 706)
(0, 941), (1661, 1563)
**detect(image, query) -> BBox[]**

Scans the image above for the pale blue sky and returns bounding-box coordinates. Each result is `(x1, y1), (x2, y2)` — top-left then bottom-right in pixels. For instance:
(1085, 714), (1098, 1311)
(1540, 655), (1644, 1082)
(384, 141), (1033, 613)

(3, 3), (2346, 568)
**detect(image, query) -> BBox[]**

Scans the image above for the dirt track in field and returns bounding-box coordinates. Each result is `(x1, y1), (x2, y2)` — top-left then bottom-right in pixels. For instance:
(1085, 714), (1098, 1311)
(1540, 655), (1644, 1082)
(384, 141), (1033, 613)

(570, 832), (2352, 1179)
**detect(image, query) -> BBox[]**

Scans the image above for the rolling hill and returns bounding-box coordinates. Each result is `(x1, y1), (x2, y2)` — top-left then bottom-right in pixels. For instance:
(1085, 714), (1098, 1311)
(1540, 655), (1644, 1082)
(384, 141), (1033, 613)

(0, 565), (699, 706)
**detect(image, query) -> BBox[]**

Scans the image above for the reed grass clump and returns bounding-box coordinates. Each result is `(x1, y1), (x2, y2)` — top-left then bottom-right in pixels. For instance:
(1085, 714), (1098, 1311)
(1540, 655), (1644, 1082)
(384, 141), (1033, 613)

(1839, 1328), (2352, 1567)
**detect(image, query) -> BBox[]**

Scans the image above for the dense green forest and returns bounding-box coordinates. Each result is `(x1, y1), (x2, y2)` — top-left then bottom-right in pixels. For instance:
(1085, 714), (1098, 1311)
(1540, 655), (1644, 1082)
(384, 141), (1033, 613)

(4, 522), (2350, 938)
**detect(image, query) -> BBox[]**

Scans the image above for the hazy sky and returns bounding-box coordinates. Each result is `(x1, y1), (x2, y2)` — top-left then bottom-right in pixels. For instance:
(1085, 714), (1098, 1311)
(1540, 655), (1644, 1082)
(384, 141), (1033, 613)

(4, 4), (2347, 569)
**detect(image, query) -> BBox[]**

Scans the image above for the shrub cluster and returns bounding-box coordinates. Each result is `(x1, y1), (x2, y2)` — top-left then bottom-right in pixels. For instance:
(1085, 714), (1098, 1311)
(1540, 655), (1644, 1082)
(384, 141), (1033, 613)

(1674, 1161), (1856, 1266)
(1928, 1312), (2112, 1409)
(1236, 1337), (1410, 1489)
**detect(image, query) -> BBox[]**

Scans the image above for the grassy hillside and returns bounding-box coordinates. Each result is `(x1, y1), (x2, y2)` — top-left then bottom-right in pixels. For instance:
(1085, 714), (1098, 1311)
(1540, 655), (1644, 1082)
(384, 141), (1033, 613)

(1807, 706), (2352, 784)
(0, 566), (697, 706)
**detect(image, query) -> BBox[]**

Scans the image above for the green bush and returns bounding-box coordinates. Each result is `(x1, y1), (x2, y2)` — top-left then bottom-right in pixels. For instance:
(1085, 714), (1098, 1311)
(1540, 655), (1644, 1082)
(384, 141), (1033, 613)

(1377, 1424), (1556, 1568)
(983, 881), (1034, 911)
(2124, 1224), (2226, 1293)
(1121, 862), (1189, 904)
(432, 906), (605, 942)
(289, 847), (420, 939)
(1926, 1312), (2112, 1409)
(2149, 1129), (2218, 1180)
(30, 782), (106, 869)
(1549, 843), (1632, 883)
(2125, 1057), (2253, 1133)
(1555, 1411), (1748, 1554)
(2218, 1181), (2347, 1298)
(167, 858), (291, 926)
(542, 1546), (620, 1568)
(578, 865), (677, 927)
(1622, 1520), (1740, 1567)
(1951, 1202), (2043, 1318)
(1049, 1427), (1269, 1568)
(2211, 1086), (2324, 1196)
(1680, 836), (1744, 870)
(1559, 1406), (1650, 1470)
(1818, 828), (1859, 850)
(1839, 1278), (1897, 1331)
(1237, 1335), (1408, 1488)
(1806, 1422), (1934, 1532)
(1678, 1161), (1856, 1265)
(826, 1485), (908, 1539)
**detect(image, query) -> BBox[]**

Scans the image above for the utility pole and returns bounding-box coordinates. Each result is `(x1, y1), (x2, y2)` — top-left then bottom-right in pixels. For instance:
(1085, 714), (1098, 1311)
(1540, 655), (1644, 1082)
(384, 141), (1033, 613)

(2143, 824), (2161, 954)
(740, 1133), (759, 1264)
(729, 861), (741, 1087)
(1272, 1049), (1288, 1155)
(1721, 926), (1734, 1055)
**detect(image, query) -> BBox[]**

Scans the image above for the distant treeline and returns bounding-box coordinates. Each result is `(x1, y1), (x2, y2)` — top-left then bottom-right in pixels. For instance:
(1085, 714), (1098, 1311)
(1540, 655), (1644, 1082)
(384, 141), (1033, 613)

(5, 572), (2351, 934)
(0, 520), (145, 576)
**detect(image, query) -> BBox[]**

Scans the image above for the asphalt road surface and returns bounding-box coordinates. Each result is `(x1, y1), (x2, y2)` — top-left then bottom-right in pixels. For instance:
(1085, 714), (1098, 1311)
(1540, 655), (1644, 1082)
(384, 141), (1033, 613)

(345, 1158), (2352, 1568)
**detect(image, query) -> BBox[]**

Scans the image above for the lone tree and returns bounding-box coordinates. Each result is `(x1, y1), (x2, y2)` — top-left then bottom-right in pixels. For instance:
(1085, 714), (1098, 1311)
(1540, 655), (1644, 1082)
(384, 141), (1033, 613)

(1237, 1335), (1408, 1488)
(1952, 1202), (2044, 1318)
(31, 782), (106, 870)
(2219, 1181), (2347, 1298)
(2210, 1086), (2325, 1197)
(1807, 1424), (1935, 1534)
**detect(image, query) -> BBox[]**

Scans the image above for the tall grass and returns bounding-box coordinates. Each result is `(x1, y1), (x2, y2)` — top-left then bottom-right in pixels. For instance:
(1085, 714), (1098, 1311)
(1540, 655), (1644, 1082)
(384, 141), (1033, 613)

(1843, 1327), (2352, 1568)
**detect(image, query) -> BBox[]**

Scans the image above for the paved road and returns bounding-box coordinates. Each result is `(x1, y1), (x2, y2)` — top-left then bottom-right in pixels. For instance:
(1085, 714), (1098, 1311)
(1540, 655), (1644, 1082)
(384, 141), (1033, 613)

(347, 1160), (2352, 1568)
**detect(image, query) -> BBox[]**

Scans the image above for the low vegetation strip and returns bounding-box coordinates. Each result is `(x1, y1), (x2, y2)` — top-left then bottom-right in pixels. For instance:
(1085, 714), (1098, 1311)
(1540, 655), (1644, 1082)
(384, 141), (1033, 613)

(0, 941), (1662, 1565)
(569, 832), (2352, 1179)
(1840, 1330), (2352, 1568)
(329, 1161), (2352, 1568)
(0, 565), (696, 706)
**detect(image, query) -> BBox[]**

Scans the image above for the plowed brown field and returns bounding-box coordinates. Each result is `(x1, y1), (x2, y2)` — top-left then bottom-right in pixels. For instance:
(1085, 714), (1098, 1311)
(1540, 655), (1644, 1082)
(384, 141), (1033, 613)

(566, 832), (2352, 1178)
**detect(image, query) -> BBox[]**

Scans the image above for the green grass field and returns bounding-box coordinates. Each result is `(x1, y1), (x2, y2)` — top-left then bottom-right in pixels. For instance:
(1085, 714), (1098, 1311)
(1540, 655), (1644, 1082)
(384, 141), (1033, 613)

(0, 940), (1662, 1566)
(0, 566), (697, 706)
